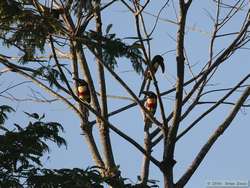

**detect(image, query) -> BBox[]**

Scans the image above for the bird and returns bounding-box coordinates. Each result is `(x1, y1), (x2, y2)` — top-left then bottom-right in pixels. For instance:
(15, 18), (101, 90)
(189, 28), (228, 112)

(139, 55), (165, 97)
(142, 91), (157, 130)
(74, 78), (91, 103)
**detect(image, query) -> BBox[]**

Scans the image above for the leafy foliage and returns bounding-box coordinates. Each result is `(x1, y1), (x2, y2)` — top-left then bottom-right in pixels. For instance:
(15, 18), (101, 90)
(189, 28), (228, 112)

(0, 108), (159, 187)
(0, 111), (66, 187)
(32, 64), (67, 87)
(0, 108), (130, 187)
(0, 105), (14, 125)
(84, 29), (144, 74)
(0, 0), (64, 63)
(0, 1), (143, 73)
(27, 167), (105, 188)
(72, 0), (94, 16)
(0, 1), (159, 187)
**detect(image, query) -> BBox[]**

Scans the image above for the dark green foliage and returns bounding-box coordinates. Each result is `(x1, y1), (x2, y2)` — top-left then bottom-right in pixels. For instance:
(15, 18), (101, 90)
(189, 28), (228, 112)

(32, 64), (67, 88)
(72, 0), (93, 16)
(0, 109), (106, 187)
(0, 1), (155, 186)
(24, 111), (40, 120)
(0, 115), (66, 171)
(0, 1), (143, 73)
(102, 33), (143, 72)
(0, 105), (14, 125)
(0, 0), (64, 63)
(0, 109), (118, 187)
(0, 110), (158, 187)
(27, 167), (105, 188)
(0, 111), (66, 187)
(0, 105), (159, 187)
(84, 29), (144, 74)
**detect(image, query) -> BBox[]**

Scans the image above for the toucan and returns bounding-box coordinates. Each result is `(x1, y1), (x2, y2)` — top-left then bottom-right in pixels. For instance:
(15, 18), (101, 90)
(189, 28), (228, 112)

(74, 78), (91, 103)
(143, 91), (157, 129)
(139, 55), (165, 97)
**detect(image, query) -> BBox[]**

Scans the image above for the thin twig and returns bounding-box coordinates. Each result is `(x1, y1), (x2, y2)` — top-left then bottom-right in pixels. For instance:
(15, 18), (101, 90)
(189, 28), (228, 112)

(176, 85), (250, 187)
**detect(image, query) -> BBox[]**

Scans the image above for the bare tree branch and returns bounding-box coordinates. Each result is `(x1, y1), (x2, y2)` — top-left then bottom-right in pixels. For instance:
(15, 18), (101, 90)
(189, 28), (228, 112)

(0, 58), (82, 118)
(176, 74), (250, 141)
(176, 85), (250, 187)
(93, 1), (117, 178)
(85, 44), (163, 127)
(140, 128), (152, 185)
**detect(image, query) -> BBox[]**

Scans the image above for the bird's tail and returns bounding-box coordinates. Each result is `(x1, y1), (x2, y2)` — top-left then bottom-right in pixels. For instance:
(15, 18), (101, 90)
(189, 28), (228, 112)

(144, 119), (152, 131)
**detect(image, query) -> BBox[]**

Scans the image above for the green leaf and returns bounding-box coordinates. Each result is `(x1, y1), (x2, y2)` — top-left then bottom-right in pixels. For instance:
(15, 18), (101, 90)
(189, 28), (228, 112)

(106, 24), (113, 34)
(24, 112), (40, 120)
(0, 105), (14, 125)
(0, 1), (65, 63)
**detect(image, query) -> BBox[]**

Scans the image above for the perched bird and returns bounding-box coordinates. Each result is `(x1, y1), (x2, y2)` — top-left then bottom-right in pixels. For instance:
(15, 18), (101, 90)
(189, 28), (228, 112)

(139, 55), (165, 97)
(74, 78), (91, 103)
(143, 91), (157, 130)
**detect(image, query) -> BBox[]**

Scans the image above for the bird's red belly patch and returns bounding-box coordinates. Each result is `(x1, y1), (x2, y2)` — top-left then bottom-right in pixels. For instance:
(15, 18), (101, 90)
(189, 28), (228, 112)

(79, 91), (87, 97)
(147, 102), (155, 108)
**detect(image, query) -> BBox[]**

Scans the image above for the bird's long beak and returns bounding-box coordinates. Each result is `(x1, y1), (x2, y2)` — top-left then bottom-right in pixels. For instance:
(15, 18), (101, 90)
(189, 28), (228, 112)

(141, 91), (150, 96)
(159, 61), (165, 73)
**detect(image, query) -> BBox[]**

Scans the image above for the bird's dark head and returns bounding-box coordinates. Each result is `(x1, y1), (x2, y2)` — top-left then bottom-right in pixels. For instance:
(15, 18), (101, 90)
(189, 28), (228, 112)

(152, 55), (165, 73)
(73, 78), (88, 85)
(142, 91), (157, 99)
